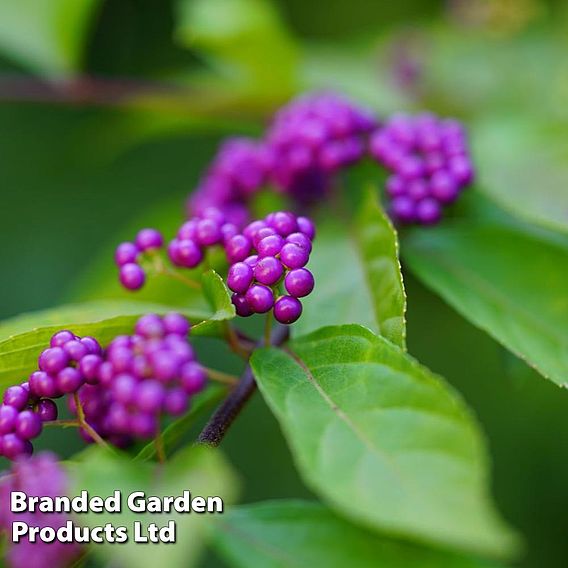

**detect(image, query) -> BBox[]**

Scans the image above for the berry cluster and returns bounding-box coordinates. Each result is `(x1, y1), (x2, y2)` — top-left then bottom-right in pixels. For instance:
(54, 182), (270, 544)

(266, 93), (377, 203)
(115, 228), (164, 290)
(370, 113), (474, 225)
(188, 138), (274, 227)
(0, 453), (81, 568)
(0, 331), (102, 460)
(227, 211), (316, 324)
(75, 313), (207, 441)
(168, 207), (239, 269)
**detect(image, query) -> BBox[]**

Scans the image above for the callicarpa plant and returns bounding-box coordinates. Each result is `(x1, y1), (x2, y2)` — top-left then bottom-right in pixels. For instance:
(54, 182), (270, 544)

(3, 87), (563, 568)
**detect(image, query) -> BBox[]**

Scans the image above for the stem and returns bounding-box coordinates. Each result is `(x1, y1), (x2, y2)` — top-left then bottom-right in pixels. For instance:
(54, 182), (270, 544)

(151, 256), (201, 290)
(197, 324), (289, 447)
(154, 431), (166, 464)
(73, 393), (110, 449)
(205, 367), (239, 386)
(44, 419), (81, 428)
(225, 323), (252, 359)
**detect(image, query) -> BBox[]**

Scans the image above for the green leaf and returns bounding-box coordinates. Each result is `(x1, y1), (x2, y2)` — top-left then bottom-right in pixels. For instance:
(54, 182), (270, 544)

(0, 0), (101, 76)
(295, 192), (406, 348)
(175, 0), (299, 98)
(68, 445), (239, 568)
(474, 118), (568, 235)
(213, 500), (507, 568)
(251, 325), (519, 558)
(404, 223), (568, 387)
(0, 283), (233, 389)
(135, 384), (226, 462)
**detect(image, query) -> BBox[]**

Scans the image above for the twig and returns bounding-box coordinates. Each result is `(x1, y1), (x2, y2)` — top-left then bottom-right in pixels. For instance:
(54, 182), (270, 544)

(197, 325), (289, 447)
(73, 393), (110, 449)
(205, 367), (239, 386)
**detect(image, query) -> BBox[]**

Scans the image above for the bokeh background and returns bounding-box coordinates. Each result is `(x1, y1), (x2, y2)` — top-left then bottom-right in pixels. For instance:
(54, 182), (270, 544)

(0, 1), (567, 566)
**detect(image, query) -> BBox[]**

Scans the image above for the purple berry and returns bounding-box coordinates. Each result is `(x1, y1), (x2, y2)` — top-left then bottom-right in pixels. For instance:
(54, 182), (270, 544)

(114, 242), (139, 266)
(30, 372), (59, 398)
(80, 336), (102, 355)
(56, 367), (83, 394)
(196, 218), (222, 246)
(3, 386), (29, 410)
(36, 399), (58, 422)
(15, 410), (42, 440)
(150, 350), (180, 382)
(131, 412), (158, 438)
(225, 234), (252, 263)
(243, 220), (267, 241)
(297, 216), (316, 240)
(169, 239), (203, 268)
(136, 380), (165, 413)
(269, 212), (298, 236)
(0, 404), (18, 434)
(227, 262), (254, 294)
(257, 234), (284, 257)
(280, 242), (310, 269)
(119, 263), (145, 290)
(274, 296), (303, 324)
(180, 363), (207, 395)
(231, 293), (253, 317)
(286, 232), (313, 253)
(2, 433), (32, 459)
(245, 284), (274, 313)
(390, 195), (416, 224)
(63, 339), (89, 361)
(285, 268), (315, 298)
(244, 255), (259, 268)
(178, 220), (198, 240)
(50, 330), (75, 348)
(416, 198), (442, 225)
(254, 256), (284, 286)
(112, 374), (137, 404)
(79, 354), (103, 384)
(135, 314), (165, 339)
(163, 313), (190, 336)
(163, 389), (189, 416)
(135, 228), (163, 251)
(38, 347), (69, 374)
(430, 171), (459, 204)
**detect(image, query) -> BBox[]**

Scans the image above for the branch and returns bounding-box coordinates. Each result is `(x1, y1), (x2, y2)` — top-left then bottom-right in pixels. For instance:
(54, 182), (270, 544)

(196, 324), (289, 447)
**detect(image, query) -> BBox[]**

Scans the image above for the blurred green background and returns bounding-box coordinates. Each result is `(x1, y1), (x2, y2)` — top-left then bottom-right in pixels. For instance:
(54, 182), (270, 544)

(0, 1), (567, 566)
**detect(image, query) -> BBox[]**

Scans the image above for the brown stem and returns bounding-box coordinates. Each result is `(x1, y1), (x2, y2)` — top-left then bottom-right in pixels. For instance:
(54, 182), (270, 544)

(73, 393), (110, 449)
(196, 325), (289, 447)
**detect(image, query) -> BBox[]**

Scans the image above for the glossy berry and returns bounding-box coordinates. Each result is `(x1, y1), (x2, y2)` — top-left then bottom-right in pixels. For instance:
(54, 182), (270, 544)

(231, 293), (253, 317)
(227, 262), (254, 294)
(246, 284), (274, 313)
(3, 386), (29, 410)
(36, 399), (58, 422)
(15, 410), (42, 440)
(119, 263), (145, 290)
(135, 228), (163, 251)
(0, 405), (18, 434)
(254, 256), (284, 286)
(274, 296), (303, 324)
(280, 242), (310, 269)
(285, 268), (315, 298)
(38, 347), (69, 374)
(114, 242), (139, 266)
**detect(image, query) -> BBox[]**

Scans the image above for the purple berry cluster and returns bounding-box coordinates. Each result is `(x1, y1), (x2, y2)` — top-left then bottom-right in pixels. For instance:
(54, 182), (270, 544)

(188, 138), (274, 227)
(0, 331), (102, 460)
(115, 227), (164, 290)
(226, 211), (316, 324)
(74, 313), (207, 441)
(266, 93), (377, 203)
(0, 453), (81, 568)
(370, 113), (474, 225)
(168, 207), (239, 270)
